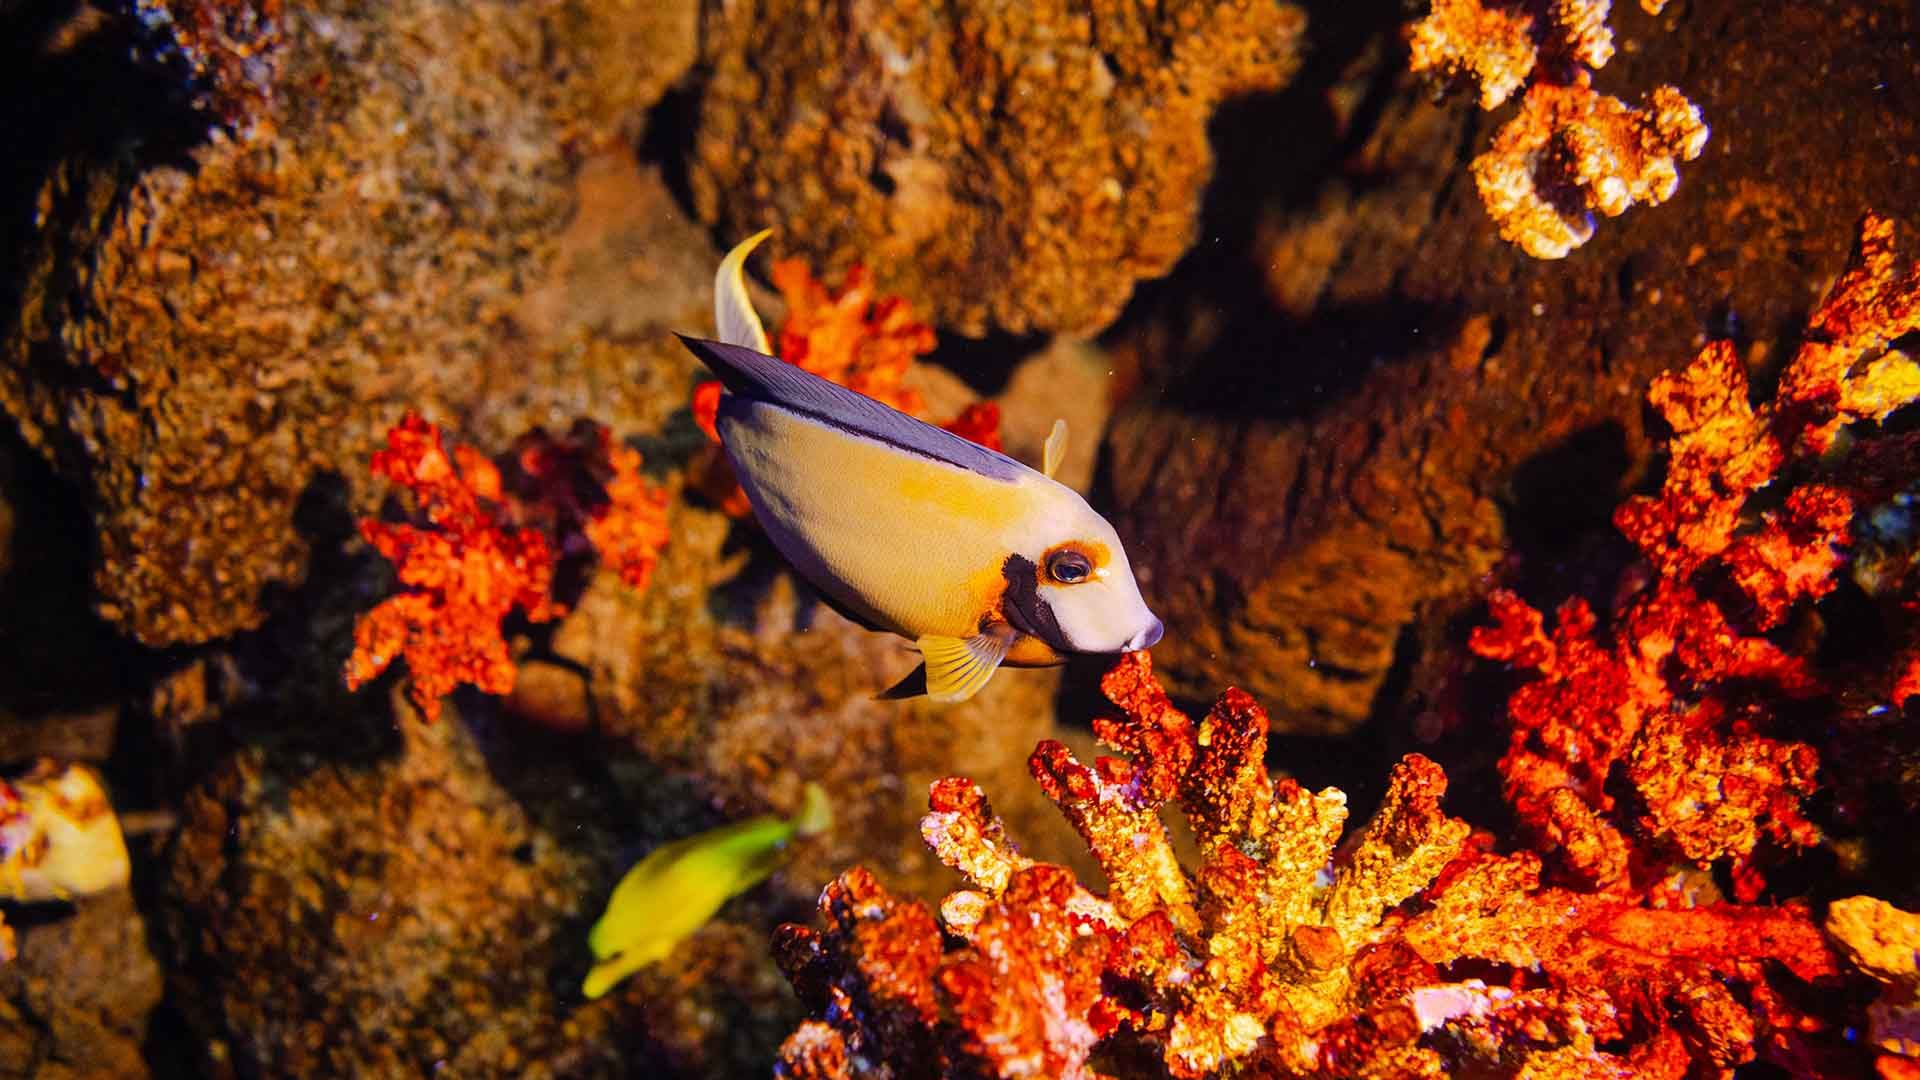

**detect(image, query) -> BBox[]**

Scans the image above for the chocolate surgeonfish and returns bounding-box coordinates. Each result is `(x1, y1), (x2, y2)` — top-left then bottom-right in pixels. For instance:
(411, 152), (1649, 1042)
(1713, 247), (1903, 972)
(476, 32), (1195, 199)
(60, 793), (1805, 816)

(676, 232), (1164, 703)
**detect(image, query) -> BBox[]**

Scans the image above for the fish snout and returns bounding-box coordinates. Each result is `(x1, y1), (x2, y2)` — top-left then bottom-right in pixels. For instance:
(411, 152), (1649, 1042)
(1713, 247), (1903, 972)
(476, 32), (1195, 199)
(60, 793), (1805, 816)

(1126, 616), (1165, 653)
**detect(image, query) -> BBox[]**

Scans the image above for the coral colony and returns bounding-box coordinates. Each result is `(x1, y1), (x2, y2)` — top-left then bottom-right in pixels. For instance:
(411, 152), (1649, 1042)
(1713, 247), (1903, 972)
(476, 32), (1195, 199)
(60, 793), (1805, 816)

(345, 413), (667, 722)
(1409, 0), (1709, 258)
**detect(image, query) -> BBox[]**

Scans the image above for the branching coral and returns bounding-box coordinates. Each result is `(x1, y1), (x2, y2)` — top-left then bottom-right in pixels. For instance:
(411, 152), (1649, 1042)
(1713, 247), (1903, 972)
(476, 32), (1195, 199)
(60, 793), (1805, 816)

(345, 413), (562, 722)
(773, 653), (1843, 1078)
(1409, 0), (1707, 258)
(347, 417), (675, 718)
(0, 760), (131, 902)
(1473, 213), (1920, 895)
(692, 258), (1003, 516)
(345, 413), (670, 721)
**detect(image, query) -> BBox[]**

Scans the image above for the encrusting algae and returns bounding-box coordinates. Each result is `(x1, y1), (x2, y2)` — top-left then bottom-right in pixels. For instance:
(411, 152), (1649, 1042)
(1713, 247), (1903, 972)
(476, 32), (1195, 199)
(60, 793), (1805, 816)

(583, 781), (832, 1000)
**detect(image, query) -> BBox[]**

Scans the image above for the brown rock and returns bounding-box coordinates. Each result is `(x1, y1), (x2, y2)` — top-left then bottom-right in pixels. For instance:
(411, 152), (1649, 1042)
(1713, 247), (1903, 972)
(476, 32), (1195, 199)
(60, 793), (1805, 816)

(690, 0), (1307, 337)
(163, 698), (636, 1078)
(0, 890), (162, 1080)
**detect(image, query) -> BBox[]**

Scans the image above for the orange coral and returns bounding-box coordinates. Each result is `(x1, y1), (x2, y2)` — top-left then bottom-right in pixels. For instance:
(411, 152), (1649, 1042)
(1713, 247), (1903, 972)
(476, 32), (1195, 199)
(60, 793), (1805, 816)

(1896, 651), (1920, 708)
(775, 653), (1849, 1078)
(1406, 0), (1538, 110)
(768, 260), (932, 415)
(345, 412), (561, 722)
(582, 440), (670, 590)
(509, 421), (671, 592)
(1471, 74), (1707, 259)
(1475, 213), (1920, 894)
(1409, 0), (1706, 258)
(691, 259), (1005, 515)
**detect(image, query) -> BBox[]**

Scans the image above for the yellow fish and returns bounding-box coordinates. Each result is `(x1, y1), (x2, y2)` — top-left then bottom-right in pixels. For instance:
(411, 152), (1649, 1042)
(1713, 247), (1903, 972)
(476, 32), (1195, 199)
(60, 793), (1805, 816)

(582, 782), (832, 999)
(677, 231), (1164, 704)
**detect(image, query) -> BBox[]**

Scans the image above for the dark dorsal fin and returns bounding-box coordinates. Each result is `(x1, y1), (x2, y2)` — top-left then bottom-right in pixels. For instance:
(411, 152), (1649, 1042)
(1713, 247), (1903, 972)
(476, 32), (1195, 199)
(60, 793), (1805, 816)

(677, 335), (1025, 483)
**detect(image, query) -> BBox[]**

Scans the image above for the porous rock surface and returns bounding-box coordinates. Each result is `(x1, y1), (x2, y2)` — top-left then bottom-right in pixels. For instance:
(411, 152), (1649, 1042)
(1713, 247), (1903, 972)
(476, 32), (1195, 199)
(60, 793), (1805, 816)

(691, 0), (1309, 337)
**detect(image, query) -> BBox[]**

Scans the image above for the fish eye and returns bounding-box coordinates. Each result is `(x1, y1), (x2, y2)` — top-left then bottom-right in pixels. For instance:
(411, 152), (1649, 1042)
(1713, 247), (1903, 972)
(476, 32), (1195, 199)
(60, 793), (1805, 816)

(1047, 550), (1092, 584)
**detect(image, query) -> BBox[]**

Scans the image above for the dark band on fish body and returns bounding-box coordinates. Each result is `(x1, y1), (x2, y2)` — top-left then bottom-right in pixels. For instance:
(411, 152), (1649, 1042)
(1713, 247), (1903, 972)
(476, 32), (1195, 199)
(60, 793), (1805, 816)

(1001, 553), (1071, 653)
(679, 334), (1026, 483)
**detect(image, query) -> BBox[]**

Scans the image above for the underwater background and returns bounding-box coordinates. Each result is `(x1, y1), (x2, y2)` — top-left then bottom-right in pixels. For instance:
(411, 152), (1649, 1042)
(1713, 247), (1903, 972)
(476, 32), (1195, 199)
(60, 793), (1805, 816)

(3, 0), (1920, 1076)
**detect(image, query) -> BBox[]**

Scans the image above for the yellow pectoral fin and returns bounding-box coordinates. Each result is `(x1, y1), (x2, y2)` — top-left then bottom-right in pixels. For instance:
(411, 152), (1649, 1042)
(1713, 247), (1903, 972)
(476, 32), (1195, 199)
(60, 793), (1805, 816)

(919, 630), (1013, 703)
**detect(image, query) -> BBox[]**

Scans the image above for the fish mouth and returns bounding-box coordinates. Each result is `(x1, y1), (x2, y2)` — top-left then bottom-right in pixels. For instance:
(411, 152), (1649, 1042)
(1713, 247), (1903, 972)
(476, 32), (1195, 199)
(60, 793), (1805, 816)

(1125, 616), (1165, 652)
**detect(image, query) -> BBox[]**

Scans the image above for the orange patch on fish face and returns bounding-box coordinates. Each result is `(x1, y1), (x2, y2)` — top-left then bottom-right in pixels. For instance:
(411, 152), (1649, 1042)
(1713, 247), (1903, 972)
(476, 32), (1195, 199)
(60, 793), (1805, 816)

(1039, 539), (1111, 585)
(1004, 634), (1067, 667)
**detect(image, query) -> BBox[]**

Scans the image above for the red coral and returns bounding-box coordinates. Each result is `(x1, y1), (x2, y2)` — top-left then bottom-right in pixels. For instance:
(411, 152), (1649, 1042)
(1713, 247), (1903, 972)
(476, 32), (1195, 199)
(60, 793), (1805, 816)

(509, 422), (671, 591)
(769, 260), (933, 415)
(1475, 214), (1920, 894)
(692, 259), (1005, 515)
(1895, 651), (1920, 708)
(344, 412), (561, 722)
(768, 216), (1916, 1079)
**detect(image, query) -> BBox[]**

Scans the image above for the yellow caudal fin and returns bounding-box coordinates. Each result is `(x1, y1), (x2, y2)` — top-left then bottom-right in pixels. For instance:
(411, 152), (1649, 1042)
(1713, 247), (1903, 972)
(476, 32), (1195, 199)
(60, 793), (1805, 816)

(1042, 418), (1068, 479)
(918, 631), (1012, 703)
(716, 229), (773, 353)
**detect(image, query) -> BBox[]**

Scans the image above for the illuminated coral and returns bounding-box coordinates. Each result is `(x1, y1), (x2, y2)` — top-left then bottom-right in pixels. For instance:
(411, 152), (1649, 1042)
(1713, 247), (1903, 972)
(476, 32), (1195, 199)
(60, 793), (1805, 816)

(693, 260), (1005, 516)
(768, 260), (934, 416)
(1471, 75), (1707, 259)
(0, 760), (131, 902)
(774, 653), (1845, 1078)
(1401, 849), (1837, 1075)
(1474, 214), (1920, 892)
(582, 440), (670, 590)
(344, 412), (562, 722)
(346, 413), (670, 720)
(1409, 0), (1706, 257)
(1408, 0), (1536, 109)
(1407, 0), (1614, 110)
(1897, 651), (1920, 708)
